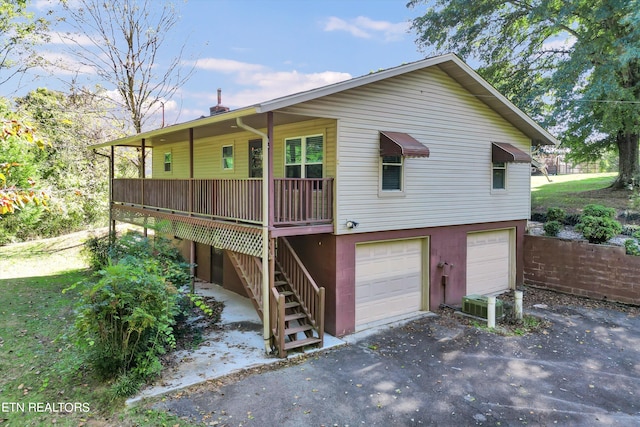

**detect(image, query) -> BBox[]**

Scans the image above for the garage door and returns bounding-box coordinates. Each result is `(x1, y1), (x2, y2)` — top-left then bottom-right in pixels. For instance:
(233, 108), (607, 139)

(355, 239), (424, 327)
(466, 229), (512, 295)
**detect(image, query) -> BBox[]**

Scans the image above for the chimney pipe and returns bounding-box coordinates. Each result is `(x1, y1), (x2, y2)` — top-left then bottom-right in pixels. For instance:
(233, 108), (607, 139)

(210, 88), (230, 116)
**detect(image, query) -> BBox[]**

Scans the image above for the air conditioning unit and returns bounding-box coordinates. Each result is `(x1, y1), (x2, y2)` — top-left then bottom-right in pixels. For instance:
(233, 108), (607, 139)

(462, 294), (504, 319)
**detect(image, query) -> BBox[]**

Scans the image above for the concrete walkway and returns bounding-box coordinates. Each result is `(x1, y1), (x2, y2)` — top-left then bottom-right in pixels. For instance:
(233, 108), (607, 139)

(127, 282), (345, 404)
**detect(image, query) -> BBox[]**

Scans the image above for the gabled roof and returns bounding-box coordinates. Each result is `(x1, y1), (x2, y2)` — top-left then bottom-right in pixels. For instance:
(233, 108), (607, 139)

(91, 53), (558, 149)
(256, 53), (557, 146)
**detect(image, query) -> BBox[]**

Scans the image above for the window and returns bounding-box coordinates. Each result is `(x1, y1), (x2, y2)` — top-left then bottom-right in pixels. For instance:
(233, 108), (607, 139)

(164, 152), (172, 172)
(222, 145), (234, 170)
(492, 162), (506, 190)
(285, 135), (323, 178)
(381, 155), (403, 191)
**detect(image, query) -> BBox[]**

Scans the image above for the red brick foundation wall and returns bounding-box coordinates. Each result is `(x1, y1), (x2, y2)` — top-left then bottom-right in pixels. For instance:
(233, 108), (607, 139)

(524, 235), (640, 305)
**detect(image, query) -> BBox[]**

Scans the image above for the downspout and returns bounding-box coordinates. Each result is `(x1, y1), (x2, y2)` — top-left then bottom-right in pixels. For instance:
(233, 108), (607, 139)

(236, 117), (271, 353)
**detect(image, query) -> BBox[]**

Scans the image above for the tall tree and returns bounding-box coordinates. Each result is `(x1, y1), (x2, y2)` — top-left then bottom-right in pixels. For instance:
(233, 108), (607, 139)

(60, 0), (193, 134)
(0, 0), (49, 89)
(409, 0), (640, 188)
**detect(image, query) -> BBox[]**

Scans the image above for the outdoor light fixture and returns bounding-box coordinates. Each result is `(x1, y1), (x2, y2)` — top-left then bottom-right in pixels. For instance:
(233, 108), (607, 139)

(346, 220), (359, 229)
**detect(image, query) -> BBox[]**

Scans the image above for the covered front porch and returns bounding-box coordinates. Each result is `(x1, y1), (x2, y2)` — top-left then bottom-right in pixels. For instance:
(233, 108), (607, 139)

(94, 110), (335, 358)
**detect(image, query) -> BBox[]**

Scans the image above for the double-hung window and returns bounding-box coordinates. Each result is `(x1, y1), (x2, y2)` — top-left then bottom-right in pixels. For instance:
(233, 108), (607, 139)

(285, 135), (323, 178)
(381, 155), (403, 191)
(222, 145), (234, 170)
(164, 152), (172, 172)
(492, 162), (507, 190)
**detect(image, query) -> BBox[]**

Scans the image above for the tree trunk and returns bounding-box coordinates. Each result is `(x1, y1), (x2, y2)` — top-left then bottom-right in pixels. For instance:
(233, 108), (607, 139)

(613, 132), (639, 188)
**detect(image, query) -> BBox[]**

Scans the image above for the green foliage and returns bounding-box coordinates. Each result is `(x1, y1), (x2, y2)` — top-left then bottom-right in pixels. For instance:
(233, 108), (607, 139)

(582, 204), (616, 219)
(543, 220), (562, 237)
(546, 207), (566, 223)
(576, 212), (623, 244)
(73, 231), (217, 396)
(624, 239), (640, 256)
(408, 0), (640, 185)
(73, 257), (178, 393)
(0, 0), (50, 86)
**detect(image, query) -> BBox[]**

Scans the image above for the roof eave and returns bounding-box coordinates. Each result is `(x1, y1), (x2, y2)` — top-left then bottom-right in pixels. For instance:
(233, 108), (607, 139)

(90, 106), (259, 149)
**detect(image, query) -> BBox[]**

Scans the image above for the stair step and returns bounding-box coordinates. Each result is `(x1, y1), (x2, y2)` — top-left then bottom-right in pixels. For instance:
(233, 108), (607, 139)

(279, 290), (293, 297)
(274, 280), (288, 287)
(285, 324), (313, 336)
(285, 301), (300, 309)
(284, 337), (322, 351)
(285, 312), (307, 322)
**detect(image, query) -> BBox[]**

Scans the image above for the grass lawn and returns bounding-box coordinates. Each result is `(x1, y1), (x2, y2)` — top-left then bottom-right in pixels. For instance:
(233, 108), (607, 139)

(0, 230), (202, 427)
(531, 172), (634, 215)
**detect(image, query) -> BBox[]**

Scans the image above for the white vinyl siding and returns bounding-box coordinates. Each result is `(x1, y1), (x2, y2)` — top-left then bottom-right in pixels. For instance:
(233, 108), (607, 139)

(277, 66), (531, 234)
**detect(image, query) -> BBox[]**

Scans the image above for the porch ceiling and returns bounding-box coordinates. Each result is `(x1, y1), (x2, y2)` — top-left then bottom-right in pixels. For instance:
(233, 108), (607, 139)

(90, 110), (316, 149)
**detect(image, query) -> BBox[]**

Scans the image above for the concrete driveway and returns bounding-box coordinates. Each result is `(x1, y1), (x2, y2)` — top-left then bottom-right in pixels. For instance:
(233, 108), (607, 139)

(152, 300), (640, 426)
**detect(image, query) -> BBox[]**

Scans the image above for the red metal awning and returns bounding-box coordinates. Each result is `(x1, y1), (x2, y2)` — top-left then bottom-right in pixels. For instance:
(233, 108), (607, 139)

(380, 131), (430, 157)
(492, 142), (531, 163)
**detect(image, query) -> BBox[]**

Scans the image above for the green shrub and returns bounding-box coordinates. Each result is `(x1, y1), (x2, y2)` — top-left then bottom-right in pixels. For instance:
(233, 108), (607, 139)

(582, 204), (616, 219)
(576, 215), (623, 244)
(621, 224), (640, 237)
(73, 231), (201, 396)
(73, 258), (180, 391)
(546, 207), (566, 223)
(625, 239), (640, 256)
(543, 220), (562, 237)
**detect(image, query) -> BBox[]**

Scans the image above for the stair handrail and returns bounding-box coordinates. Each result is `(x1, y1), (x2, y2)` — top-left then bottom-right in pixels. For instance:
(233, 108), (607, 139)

(276, 237), (325, 347)
(269, 287), (286, 358)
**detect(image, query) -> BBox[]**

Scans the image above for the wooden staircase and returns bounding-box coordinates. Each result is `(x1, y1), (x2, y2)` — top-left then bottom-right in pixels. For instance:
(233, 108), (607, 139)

(228, 238), (325, 357)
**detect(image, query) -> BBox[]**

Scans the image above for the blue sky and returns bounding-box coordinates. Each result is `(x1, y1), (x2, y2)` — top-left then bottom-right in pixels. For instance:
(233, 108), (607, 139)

(17, 0), (432, 130)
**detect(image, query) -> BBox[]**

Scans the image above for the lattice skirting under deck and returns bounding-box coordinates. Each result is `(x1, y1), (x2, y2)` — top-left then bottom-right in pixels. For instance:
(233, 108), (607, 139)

(112, 205), (263, 257)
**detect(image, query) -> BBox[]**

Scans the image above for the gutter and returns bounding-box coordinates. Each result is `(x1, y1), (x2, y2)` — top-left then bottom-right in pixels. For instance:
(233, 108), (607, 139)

(235, 117), (271, 354)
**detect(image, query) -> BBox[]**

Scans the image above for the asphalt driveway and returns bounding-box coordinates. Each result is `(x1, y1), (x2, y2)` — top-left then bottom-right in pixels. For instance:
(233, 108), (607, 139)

(153, 300), (640, 426)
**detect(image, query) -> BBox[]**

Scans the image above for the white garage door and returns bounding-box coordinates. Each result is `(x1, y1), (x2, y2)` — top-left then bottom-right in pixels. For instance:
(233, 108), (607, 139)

(467, 229), (512, 295)
(355, 239), (424, 328)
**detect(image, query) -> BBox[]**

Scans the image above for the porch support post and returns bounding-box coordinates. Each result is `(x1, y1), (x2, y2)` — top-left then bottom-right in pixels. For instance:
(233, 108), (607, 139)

(189, 128), (195, 291)
(141, 138), (147, 237)
(109, 145), (116, 242)
(236, 117), (271, 353)
(267, 112), (274, 227)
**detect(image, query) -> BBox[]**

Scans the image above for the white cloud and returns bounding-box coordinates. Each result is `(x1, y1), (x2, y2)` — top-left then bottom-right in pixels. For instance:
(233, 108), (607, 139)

(45, 30), (96, 46)
(39, 51), (97, 75)
(324, 16), (410, 42)
(187, 58), (265, 73)
(185, 57), (352, 107)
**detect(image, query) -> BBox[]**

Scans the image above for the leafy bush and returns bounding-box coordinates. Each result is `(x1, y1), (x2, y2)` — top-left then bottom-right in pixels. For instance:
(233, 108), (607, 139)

(621, 224), (640, 237)
(625, 239), (640, 256)
(546, 207), (566, 223)
(543, 220), (562, 237)
(576, 215), (623, 244)
(73, 231), (203, 396)
(73, 258), (179, 390)
(582, 204), (616, 219)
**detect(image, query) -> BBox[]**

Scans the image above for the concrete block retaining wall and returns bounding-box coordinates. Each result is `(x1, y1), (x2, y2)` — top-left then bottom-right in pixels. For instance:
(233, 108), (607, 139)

(524, 235), (640, 305)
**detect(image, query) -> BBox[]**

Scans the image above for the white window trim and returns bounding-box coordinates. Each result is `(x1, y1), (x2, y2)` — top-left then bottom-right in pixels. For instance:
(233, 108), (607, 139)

(222, 144), (234, 171)
(284, 134), (324, 178)
(378, 155), (406, 198)
(491, 161), (507, 192)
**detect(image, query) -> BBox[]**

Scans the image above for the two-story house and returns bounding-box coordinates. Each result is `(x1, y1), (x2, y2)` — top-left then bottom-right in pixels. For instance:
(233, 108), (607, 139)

(92, 54), (558, 357)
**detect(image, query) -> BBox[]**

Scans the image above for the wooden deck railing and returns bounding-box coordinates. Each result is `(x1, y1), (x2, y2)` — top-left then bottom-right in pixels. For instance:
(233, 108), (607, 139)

(275, 237), (325, 347)
(112, 178), (333, 226)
